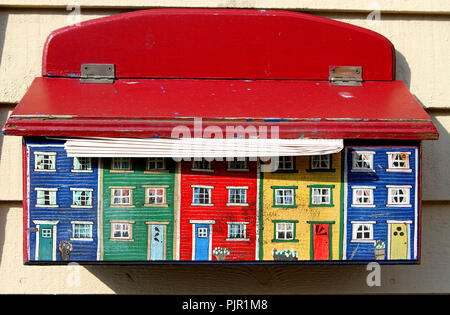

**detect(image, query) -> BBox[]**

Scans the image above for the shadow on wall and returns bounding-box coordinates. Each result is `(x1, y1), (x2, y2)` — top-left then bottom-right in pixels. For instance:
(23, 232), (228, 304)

(395, 50), (411, 88)
(84, 264), (378, 294)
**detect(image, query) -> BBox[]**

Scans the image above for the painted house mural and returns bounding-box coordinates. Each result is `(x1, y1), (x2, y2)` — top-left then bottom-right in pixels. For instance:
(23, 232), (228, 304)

(26, 139), (99, 261)
(260, 154), (344, 261)
(178, 158), (258, 261)
(344, 145), (419, 261)
(101, 157), (176, 261)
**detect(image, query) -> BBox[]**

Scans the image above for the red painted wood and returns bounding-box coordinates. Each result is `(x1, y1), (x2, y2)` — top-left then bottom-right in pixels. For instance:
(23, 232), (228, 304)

(313, 224), (330, 260)
(43, 9), (394, 81)
(178, 160), (258, 261)
(3, 77), (438, 140)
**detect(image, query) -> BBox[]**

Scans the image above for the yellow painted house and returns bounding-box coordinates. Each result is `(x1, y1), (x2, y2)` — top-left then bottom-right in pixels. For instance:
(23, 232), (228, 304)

(259, 154), (344, 261)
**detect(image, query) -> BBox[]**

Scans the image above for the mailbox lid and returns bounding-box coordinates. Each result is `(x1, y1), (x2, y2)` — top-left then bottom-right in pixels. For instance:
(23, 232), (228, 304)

(3, 76), (438, 140)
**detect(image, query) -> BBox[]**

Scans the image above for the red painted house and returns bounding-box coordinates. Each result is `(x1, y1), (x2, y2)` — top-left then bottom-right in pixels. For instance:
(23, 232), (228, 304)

(178, 158), (258, 261)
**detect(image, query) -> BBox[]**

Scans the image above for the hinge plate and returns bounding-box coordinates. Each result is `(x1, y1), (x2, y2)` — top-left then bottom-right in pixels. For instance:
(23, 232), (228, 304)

(329, 66), (362, 86)
(80, 64), (115, 83)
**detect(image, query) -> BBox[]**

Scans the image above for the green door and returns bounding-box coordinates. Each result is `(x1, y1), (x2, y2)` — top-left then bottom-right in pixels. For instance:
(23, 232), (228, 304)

(38, 225), (54, 260)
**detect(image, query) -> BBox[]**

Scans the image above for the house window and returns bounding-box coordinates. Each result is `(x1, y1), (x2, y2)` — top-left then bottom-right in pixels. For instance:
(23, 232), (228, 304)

(147, 158), (165, 170)
(274, 222), (297, 241)
(197, 227), (208, 238)
(110, 221), (134, 240)
(273, 187), (297, 207)
(228, 158), (248, 170)
(34, 152), (56, 171)
(387, 152), (411, 172)
(71, 188), (93, 208)
(352, 151), (375, 172)
(110, 188), (134, 206)
(352, 187), (375, 207)
(309, 185), (334, 207)
(41, 228), (52, 238)
(146, 187), (166, 205)
(72, 157), (92, 171)
(227, 187), (248, 206)
(35, 188), (58, 207)
(278, 156), (295, 171)
(227, 223), (248, 240)
(192, 158), (212, 171)
(112, 158), (132, 171)
(387, 186), (411, 206)
(311, 155), (331, 170)
(192, 186), (213, 205)
(351, 222), (374, 241)
(71, 222), (93, 240)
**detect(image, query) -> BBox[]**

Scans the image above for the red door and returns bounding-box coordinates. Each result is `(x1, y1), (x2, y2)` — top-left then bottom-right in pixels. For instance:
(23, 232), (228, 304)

(313, 224), (330, 260)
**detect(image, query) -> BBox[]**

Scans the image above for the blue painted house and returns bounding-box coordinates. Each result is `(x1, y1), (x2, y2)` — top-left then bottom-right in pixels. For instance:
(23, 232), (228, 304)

(344, 145), (419, 261)
(26, 139), (99, 261)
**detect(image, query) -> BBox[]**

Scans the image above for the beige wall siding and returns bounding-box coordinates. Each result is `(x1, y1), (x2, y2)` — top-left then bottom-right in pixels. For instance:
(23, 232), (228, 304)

(0, 4), (449, 293)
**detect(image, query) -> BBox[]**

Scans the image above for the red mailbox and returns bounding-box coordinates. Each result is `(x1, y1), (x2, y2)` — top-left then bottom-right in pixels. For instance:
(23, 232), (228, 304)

(3, 9), (438, 264)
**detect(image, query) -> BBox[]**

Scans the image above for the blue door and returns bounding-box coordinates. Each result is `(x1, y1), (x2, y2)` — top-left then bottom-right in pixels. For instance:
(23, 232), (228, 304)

(195, 224), (210, 260)
(150, 224), (165, 260)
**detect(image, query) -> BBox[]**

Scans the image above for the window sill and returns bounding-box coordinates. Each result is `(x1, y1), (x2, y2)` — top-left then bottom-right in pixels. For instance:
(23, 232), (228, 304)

(109, 238), (134, 242)
(35, 205), (59, 208)
(71, 169), (93, 173)
(109, 170), (134, 173)
(70, 238), (93, 242)
(191, 168), (214, 173)
(144, 170), (169, 174)
(386, 168), (412, 173)
(308, 204), (334, 208)
(271, 239), (299, 243)
(226, 203), (249, 207)
(226, 238), (250, 242)
(34, 169), (56, 172)
(144, 203), (169, 207)
(350, 204), (376, 208)
(272, 205), (297, 208)
(110, 205), (135, 208)
(227, 168), (249, 172)
(191, 203), (214, 206)
(306, 168), (336, 172)
(386, 204), (412, 208)
(350, 239), (375, 243)
(350, 169), (375, 173)
(273, 169), (298, 173)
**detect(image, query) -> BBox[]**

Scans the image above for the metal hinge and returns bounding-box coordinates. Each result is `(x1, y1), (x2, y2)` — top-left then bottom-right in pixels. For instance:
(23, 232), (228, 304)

(80, 63), (115, 83)
(329, 66), (362, 86)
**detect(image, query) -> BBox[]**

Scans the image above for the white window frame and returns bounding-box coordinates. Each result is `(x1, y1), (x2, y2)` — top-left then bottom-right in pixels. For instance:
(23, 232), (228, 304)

(110, 221), (135, 241)
(351, 221), (375, 243)
(274, 188), (295, 206)
(311, 154), (331, 170)
(111, 157), (132, 171)
(278, 156), (295, 170)
(226, 222), (249, 241)
(227, 158), (249, 171)
(226, 186), (249, 206)
(72, 157), (93, 172)
(351, 151), (375, 172)
(191, 158), (213, 172)
(144, 186), (167, 206)
(387, 185), (412, 207)
(387, 152), (412, 172)
(34, 152), (57, 172)
(275, 222), (295, 241)
(70, 221), (93, 241)
(191, 185), (214, 206)
(147, 157), (166, 171)
(110, 187), (135, 207)
(70, 188), (93, 208)
(311, 187), (332, 206)
(35, 188), (58, 208)
(351, 186), (376, 207)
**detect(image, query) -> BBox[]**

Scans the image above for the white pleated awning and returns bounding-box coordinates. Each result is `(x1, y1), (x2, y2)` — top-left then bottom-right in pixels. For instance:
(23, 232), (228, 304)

(63, 137), (343, 158)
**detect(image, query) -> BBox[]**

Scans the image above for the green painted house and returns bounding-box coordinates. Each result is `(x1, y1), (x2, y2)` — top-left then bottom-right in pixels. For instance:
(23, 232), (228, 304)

(101, 157), (176, 261)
